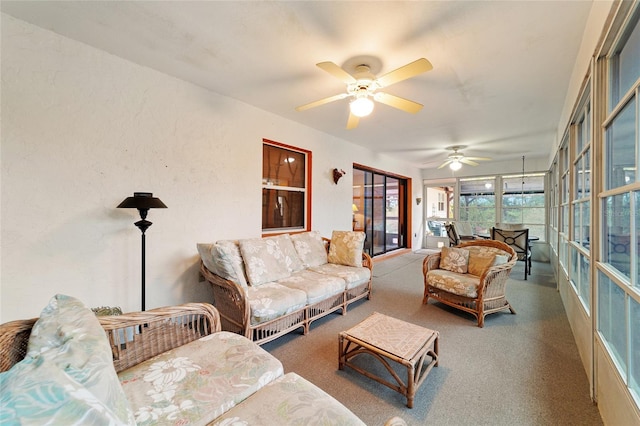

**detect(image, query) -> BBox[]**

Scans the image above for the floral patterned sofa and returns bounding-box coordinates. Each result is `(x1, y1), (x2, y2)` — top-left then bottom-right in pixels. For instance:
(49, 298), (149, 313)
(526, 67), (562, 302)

(0, 295), (379, 425)
(198, 231), (373, 344)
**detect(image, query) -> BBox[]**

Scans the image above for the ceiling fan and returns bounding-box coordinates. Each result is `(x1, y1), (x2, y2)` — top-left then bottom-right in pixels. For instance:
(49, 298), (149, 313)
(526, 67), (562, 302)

(438, 146), (492, 170)
(295, 58), (433, 129)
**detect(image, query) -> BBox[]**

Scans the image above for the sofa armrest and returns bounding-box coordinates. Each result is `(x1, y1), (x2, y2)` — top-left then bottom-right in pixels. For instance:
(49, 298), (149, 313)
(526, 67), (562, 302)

(98, 303), (220, 373)
(200, 260), (251, 338)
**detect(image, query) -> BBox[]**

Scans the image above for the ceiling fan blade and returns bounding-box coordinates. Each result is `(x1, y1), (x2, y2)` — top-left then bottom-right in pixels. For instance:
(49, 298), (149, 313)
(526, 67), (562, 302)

(376, 58), (433, 88)
(374, 92), (423, 113)
(437, 160), (453, 169)
(316, 62), (356, 84)
(295, 93), (348, 111)
(465, 156), (492, 161)
(460, 158), (479, 166)
(346, 112), (359, 130)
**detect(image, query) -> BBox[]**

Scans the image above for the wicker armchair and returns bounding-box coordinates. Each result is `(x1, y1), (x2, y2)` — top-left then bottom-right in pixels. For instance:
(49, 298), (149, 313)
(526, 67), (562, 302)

(0, 303), (220, 373)
(423, 239), (518, 327)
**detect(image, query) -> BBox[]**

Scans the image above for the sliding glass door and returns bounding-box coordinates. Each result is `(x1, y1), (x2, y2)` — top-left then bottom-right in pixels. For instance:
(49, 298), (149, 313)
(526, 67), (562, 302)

(353, 167), (407, 257)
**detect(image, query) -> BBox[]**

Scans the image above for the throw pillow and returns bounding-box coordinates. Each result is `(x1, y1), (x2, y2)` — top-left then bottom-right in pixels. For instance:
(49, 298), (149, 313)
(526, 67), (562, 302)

(468, 251), (496, 276)
(0, 294), (135, 425)
(291, 231), (328, 267)
(327, 230), (365, 267)
(239, 237), (292, 286)
(212, 240), (249, 287)
(196, 243), (217, 274)
(439, 247), (469, 273)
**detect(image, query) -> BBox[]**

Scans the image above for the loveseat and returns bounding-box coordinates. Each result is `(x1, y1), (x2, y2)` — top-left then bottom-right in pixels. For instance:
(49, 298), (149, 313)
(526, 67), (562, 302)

(0, 295), (376, 425)
(423, 239), (517, 327)
(198, 231), (373, 344)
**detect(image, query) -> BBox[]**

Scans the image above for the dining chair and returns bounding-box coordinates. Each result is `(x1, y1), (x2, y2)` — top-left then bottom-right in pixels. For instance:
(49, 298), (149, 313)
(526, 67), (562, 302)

(491, 227), (531, 280)
(445, 223), (459, 247)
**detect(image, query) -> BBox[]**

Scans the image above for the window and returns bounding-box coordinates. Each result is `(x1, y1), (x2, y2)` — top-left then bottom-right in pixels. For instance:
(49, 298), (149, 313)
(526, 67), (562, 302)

(598, 7), (640, 407)
(262, 140), (311, 233)
(559, 139), (571, 272)
(569, 88), (593, 312)
(438, 193), (445, 212)
(459, 177), (496, 235)
(501, 173), (546, 240)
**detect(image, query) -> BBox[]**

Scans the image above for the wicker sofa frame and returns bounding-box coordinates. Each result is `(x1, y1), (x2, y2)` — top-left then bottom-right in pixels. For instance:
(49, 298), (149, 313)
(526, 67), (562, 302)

(200, 237), (373, 345)
(422, 239), (518, 327)
(0, 303), (220, 374)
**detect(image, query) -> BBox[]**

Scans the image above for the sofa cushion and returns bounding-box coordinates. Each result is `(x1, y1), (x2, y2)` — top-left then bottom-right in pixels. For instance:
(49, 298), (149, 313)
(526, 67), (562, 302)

(439, 247), (469, 273)
(246, 282), (307, 325)
(119, 331), (283, 425)
(309, 263), (371, 290)
(327, 230), (365, 267)
(291, 231), (328, 267)
(0, 294), (135, 425)
(212, 372), (366, 426)
(277, 270), (346, 304)
(239, 237), (293, 286)
(427, 269), (481, 298)
(276, 234), (305, 272)
(211, 240), (249, 287)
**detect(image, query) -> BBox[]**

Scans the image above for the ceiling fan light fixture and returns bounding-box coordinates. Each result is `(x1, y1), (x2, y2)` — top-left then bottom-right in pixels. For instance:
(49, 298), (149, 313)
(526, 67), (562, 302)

(350, 96), (374, 117)
(449, 160), (462, 171)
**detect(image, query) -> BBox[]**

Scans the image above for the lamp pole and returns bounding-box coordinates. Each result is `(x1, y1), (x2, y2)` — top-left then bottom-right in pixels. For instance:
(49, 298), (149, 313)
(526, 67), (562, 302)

(118, 192), (166, 311)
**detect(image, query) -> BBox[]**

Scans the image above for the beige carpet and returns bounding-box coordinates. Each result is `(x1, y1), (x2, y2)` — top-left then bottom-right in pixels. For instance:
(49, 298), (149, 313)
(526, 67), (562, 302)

(262, 253), (603, 426)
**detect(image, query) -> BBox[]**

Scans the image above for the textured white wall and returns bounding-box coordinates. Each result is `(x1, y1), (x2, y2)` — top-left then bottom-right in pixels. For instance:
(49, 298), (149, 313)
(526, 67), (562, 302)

(0, 15), (423, 321)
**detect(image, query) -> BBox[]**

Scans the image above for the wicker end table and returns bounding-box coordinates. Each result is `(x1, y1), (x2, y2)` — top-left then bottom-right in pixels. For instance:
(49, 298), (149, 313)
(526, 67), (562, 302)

(338, 312), (439, 408)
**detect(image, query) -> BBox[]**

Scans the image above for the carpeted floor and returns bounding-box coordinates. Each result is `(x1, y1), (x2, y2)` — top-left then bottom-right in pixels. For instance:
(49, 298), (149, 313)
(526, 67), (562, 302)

(262, 252), (603, 426)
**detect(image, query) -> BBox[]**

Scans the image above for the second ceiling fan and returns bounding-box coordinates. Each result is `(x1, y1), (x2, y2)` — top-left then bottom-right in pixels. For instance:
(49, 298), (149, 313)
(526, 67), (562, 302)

(295, 58), (433, 129)
(438, 146), (492, 170)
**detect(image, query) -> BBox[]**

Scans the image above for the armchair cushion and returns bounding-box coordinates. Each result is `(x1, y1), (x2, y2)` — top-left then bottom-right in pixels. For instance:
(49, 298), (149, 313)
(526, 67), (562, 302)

(439, 247), (469, 273)
(327, 230), (365, 267)
(426, 269), (481, 298)
(291, 231), (328, 268)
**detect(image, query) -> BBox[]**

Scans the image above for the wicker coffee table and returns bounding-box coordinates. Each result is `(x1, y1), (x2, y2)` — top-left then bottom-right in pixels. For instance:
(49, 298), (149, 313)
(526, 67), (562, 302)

(338, 312), (439, 408)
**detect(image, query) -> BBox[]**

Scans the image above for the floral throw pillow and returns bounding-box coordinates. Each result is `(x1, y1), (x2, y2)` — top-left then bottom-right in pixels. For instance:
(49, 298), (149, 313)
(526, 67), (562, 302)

(439, 247), (469, 273)
(327, 231), (365, 267)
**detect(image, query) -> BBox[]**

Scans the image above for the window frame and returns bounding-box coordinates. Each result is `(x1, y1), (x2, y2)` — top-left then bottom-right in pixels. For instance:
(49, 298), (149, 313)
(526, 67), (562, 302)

(261, 138), (312, 235)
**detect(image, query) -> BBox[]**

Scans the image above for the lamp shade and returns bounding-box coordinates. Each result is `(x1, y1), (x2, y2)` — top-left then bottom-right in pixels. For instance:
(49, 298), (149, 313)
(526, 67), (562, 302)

(350, 97), (374, 117)
(449, 160), (462, 171)
(117, 192), (167, 210)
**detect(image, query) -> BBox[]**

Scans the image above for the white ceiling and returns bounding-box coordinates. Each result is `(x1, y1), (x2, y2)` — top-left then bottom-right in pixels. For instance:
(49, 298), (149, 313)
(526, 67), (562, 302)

(1, 1), (594, 169)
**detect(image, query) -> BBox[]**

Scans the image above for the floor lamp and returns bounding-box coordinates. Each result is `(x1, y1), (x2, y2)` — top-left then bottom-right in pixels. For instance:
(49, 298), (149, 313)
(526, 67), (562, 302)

(117, 192), (167, 311)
